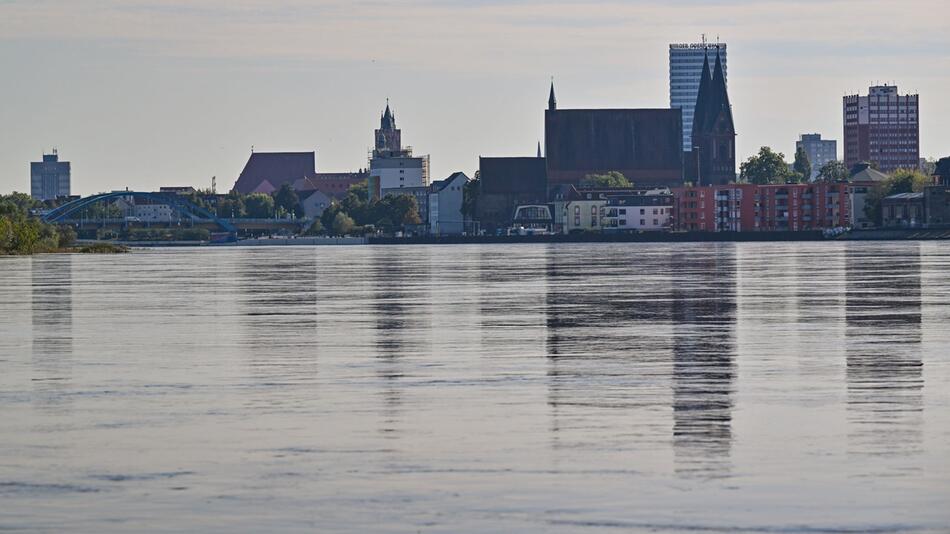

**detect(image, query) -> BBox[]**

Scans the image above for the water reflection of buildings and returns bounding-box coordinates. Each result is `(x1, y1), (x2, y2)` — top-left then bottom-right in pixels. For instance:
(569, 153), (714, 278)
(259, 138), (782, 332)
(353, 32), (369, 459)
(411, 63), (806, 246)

(543, 246), (680, 454)
(30, 256), (74, 413)
(237, 249), (320, 405)
(670, 246), (737, 479)
(845, 243), (923, 464)
(371, 247), (432, 437)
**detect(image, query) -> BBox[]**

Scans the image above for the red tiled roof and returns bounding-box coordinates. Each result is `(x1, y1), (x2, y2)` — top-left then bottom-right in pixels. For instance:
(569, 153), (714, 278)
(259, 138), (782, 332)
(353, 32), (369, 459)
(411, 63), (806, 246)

(231, 152), (315, 194)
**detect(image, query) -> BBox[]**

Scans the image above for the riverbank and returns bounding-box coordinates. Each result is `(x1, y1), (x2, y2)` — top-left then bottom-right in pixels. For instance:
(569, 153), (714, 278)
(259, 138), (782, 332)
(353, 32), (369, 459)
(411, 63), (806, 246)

(63, 228), (950, 249)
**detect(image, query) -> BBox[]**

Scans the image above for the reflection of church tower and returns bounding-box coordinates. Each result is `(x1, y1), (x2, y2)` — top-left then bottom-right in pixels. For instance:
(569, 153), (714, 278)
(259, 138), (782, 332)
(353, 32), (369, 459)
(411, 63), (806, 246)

(374, 101), (402, 157)
(670, 248), (737, 479)
(690, 47), (736, 185)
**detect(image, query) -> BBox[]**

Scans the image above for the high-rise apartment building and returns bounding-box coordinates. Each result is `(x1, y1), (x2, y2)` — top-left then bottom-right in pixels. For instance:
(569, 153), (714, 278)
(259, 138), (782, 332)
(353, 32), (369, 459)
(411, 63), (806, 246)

(30, 150), (71, 201)
(843, 85), (919, 173)
(670, 42), (727, 153)
(797, 134), (837, 181)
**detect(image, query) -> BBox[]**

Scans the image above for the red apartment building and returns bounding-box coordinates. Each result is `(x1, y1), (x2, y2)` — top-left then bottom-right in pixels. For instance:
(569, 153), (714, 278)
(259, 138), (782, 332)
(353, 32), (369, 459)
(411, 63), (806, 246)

(673, 183), (851, 232)
(843, 85), (920, 173)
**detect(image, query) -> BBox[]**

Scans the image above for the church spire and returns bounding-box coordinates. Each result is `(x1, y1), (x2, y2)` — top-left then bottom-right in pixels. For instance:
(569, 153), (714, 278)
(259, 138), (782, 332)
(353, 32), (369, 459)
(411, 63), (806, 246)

(537, 141), (542, 158)
(548, 79), (557, 111)
(381, 99), (396, 130)
(710, 47), (733, 130)
(691, 49), (712, 140)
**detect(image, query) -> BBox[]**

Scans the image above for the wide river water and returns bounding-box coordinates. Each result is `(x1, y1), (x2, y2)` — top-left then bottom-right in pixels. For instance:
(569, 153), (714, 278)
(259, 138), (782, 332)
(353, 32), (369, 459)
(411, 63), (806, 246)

(1, 242), (949, 533)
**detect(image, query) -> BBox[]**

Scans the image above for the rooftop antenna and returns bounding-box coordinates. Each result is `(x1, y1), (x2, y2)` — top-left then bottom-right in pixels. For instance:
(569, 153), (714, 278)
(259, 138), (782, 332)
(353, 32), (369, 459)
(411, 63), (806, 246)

(251, 145), (255, 153)
(702, 33), (706, 46)
(212, 176), (217, 194)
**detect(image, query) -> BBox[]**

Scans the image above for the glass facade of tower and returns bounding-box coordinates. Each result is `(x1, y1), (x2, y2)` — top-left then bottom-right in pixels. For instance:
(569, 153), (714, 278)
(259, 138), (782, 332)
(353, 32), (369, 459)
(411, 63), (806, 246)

(670, 43), (727, 153)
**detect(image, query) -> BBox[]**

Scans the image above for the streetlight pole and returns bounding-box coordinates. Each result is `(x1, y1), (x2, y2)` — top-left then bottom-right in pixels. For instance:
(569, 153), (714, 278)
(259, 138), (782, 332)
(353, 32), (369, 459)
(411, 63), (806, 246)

(693, 145), (703, 187)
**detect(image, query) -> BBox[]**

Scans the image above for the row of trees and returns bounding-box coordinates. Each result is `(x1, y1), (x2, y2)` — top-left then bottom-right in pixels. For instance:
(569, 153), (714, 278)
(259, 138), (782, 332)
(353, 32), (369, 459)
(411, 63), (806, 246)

(180, 184), (302, 219)
(303, 182), (423, 236)
(740, 146), (852, 185)
(0, 193), (76, 254)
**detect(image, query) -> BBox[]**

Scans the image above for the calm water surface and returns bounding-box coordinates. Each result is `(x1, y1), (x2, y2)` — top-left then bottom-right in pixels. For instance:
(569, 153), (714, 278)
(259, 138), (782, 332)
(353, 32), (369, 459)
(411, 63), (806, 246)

(1, 242), (949, 532)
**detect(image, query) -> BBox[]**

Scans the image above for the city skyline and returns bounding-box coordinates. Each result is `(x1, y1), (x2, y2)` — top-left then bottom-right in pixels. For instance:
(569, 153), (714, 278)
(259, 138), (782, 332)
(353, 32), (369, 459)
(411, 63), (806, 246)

(2, 0), (949, 196)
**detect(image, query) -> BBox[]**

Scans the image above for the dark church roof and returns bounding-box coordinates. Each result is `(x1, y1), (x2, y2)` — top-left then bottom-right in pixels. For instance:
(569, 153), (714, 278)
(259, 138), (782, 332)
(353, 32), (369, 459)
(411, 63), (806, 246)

(231, 152), (316, 194)
(692, 47), (734, 137)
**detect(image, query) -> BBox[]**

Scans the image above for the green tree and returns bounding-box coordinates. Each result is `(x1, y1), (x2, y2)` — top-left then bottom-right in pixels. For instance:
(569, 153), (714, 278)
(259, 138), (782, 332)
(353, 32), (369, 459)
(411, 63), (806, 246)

(302, 218), (324, 236)
(245, 193), (275, 218)
(0, 193), (39, 218)
(864, 169), (933, 225)
(580, 171), (631, 188)
(793, 146), (812, 182)
(56, 225), (77, 248)
(273, 183), (302, 218)
(462, 174), (479, 217)
(217, 195), (246, 218)
(817, 160), (850, 183)
(740, 147), (790, 184)
(332, 211), (355, 236)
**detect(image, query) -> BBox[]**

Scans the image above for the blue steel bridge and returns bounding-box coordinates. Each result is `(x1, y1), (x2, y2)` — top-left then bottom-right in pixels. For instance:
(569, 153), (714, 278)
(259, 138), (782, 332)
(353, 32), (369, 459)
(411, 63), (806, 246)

(41, 191), (304, 234)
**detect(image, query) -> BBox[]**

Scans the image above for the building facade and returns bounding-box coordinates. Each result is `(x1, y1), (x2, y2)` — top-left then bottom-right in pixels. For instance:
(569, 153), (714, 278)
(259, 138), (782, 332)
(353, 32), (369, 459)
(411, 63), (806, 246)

(476, 156), (548, 234)
(30, 150), (71, 201)
(796, 134), (837, 181)
(369, 102), (429, 200)
(673, 182), (850, 232)
(843, 85), (919, 173)
(670, 42), (727, 153)
(602, 192), (674, 232)
(544, 83), (684, 188)
(428, 172), (467, 235)
(882, 192), (924, 228)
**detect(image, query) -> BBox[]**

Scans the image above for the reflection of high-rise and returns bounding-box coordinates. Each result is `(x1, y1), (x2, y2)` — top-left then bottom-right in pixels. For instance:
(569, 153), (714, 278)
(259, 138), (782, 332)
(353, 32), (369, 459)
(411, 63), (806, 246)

(845, 243), (923, 463)
(543, 245), (675, 452)
(670, 245), (737, 479)
(30, 256), (74, 413)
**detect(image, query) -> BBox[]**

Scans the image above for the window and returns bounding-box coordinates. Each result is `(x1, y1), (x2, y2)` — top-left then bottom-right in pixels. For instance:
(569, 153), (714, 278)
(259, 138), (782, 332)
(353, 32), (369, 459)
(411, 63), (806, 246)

(640, 209), (645, 215)
(619, 209), (626, 215)
(620, 219), (626, 226)
(640, 219), (646, 225)
(653, 219), (659, 226)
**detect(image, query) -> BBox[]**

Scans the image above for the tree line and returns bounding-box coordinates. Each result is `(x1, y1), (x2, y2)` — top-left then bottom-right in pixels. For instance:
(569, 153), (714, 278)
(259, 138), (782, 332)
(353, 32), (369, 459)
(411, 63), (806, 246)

(0, 193), (77, 254)
(304, 182), (422, 236)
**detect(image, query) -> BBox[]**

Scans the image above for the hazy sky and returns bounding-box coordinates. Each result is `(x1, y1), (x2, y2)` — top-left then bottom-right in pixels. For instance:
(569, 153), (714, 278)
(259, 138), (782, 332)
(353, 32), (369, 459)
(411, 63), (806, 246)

(2, 0), (949, 195)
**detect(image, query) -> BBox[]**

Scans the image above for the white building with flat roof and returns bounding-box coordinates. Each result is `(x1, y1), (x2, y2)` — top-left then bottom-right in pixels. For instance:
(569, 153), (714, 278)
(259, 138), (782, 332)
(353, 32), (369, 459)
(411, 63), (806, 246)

(669, 42), (727, 153)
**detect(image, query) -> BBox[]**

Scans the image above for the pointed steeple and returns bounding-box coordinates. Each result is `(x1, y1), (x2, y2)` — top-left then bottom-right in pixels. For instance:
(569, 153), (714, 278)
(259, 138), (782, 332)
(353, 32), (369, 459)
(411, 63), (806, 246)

(381, 99), (396, 130)
(548, 80), (557, 111)
(709, 47), (734, 131)
(691, 49), (712, 140)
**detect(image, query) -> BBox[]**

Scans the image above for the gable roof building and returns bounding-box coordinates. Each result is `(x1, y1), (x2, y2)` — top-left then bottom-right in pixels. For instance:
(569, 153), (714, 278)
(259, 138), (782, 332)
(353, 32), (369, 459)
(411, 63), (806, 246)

(231, 152), (316, 194)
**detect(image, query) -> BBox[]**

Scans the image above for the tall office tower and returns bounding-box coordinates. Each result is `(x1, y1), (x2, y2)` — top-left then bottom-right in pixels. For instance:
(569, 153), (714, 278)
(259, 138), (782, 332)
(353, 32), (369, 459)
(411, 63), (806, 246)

(670, 42), (727, 153)
(30, 150), (71, 201)
(843, 85), (919, 173)
(797, 134), (838, 180)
